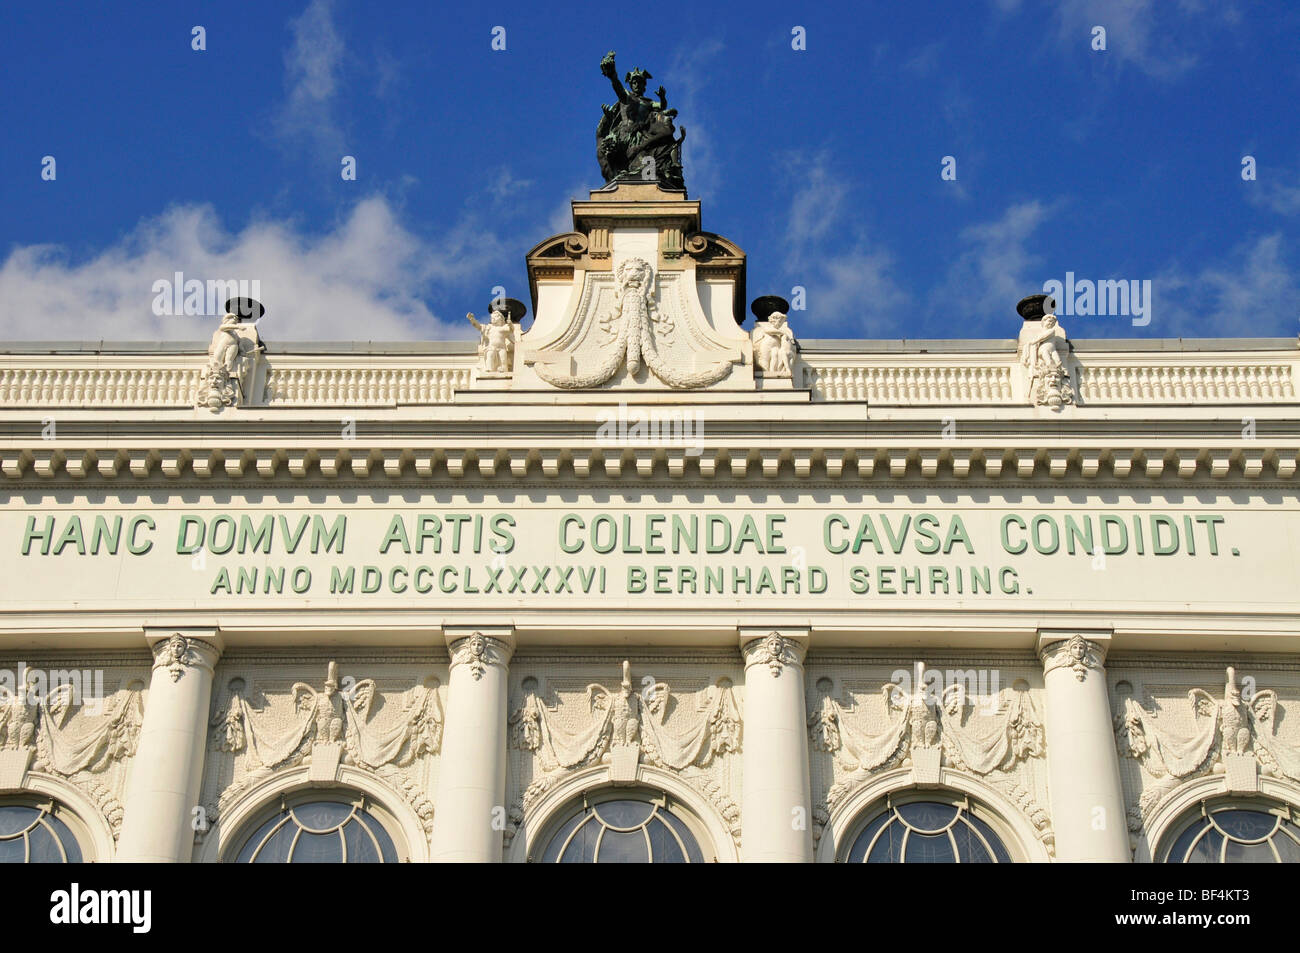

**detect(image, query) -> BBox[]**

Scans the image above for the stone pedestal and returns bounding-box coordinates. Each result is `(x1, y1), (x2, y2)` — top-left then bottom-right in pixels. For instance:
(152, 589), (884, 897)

(739, 627), (812, 862)
(1038, 632), (1131, 862)
(430, 627), (515, 862)
(116, 629), (222, 863)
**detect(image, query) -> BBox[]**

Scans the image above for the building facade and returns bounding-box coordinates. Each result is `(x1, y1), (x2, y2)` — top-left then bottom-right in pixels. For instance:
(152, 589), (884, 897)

(2, 183), (1300, 863)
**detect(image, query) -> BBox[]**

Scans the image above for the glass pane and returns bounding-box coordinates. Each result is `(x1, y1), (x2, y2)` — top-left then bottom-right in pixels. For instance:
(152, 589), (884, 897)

(952, 820), (993, 863)
(0, 806), (39, 838)
(344, 818), (381, 863)
(593, 799), (654, 829)
(1273, 829), (1300, 862)
(596, 829), (650, 863)
(848, 811), (891, 863)
(867, 818), (904, 862)
(969, 815), (1012, 863)
(542, 811), (586, 863)
(0, 836), (26, 864)
(660, 809), (704, 863)
(291, 831), (344, 863)
(646, 817), (686, 863)
(27, 823), (64, 863)
(250, 821), (294, 864)
(235, 815), (283, 863)
(48, 815), (81, 864)
(904, 832), (957, 863)
(559, 815), (600, 863)
(1223, 839), (1277, 863)
(1167, 818), (1205, 863)
(1185, 829), (1223, 863)
(1214, 810), (1275, 841)
(896, 801), (958, 833)
(292, 802), (353, 832)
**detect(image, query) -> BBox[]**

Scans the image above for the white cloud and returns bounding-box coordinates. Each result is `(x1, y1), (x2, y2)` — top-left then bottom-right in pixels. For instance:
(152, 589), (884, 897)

(1049, 0), (1232, 80)
(0, 198), (496, 342)
(930, 200), (1058, 322)
(272, 0), (348, 159)
(1152, 233), (1298, 337)
(667, 40), (725, 198)
(775, 152), (908, 332)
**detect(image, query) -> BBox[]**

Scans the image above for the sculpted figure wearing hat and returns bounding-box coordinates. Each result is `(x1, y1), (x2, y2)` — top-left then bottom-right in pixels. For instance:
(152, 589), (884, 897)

(596, 50), (686, 190)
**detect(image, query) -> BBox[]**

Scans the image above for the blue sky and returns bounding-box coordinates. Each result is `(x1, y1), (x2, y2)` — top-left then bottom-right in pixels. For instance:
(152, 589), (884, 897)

(1, 0), (1297, 342)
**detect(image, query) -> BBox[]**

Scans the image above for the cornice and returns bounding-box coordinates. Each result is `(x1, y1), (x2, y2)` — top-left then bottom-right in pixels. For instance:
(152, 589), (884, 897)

(1, 440), (1297, 484)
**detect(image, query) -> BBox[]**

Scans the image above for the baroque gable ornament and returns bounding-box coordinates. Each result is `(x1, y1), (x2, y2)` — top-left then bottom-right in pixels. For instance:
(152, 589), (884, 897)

(527, 257), (743, 389)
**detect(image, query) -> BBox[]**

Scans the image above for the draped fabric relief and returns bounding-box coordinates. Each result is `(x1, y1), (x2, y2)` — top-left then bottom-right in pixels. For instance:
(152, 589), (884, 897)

(806, 660), (1052, 856)
(1113, 665), (1300, 832)
(0, 662), (148, 837)
(201, 658), (448, 843)
(506, 659), (744, 848)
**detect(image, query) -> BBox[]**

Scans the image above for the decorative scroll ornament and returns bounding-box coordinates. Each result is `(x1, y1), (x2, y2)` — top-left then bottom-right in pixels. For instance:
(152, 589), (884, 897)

(509, 660), (741, 774)
(809, 663), (1044, 777)
(527, 257), (743, 389)
(1041, 635), (1103, 681)
(1116, 667), (1300, 824)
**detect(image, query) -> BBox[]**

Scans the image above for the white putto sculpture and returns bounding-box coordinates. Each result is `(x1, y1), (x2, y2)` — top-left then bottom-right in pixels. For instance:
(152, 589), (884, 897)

(752, 311), (797, 377)
(1016, 294), (1074, 408)
(195, 298), (271, 412)
(466, 298), (523, 378)
(749, 295), (798, 379)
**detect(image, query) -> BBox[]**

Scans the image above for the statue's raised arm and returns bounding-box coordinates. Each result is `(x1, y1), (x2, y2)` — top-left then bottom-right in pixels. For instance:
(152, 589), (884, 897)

(600, 51), (629, 103)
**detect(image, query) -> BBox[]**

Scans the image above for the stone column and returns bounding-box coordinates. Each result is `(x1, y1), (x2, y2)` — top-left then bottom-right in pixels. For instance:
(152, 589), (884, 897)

(116, 628), (222, 863)
(1038, 631), (1131, 862)
(430, 626), (515, 862)
(739, 627), (812, 862)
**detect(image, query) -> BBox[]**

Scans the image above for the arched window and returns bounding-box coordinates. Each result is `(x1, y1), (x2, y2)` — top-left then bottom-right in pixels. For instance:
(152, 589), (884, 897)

(1163, 799), (1300, 863)
(535, 788), (709, 863)
(230, 792), (402, 863)
(0, 798), (84, 863)
(844, 794), (1013, 863)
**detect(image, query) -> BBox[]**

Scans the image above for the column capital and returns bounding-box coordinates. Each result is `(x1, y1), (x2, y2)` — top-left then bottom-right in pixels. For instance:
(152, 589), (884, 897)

(739, 627), (809, 675)
(144, 627), (223, 681)
(1037, 630), (1111, 681)
(445, 626), (515, 678)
